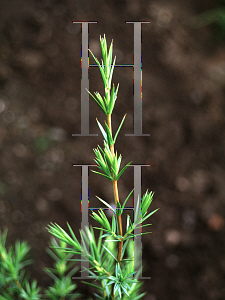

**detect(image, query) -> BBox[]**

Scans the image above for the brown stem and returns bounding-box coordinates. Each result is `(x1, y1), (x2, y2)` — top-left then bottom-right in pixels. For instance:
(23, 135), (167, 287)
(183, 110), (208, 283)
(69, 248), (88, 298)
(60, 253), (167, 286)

(112, 180), (123, 260)
(106, 114), (123, 300)
(15, 279), (22, 290)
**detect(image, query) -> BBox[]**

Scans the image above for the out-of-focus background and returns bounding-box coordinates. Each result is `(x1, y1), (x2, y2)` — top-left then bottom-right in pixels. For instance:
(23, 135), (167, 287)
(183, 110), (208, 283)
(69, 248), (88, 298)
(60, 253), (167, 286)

(0, 0), (225, 299)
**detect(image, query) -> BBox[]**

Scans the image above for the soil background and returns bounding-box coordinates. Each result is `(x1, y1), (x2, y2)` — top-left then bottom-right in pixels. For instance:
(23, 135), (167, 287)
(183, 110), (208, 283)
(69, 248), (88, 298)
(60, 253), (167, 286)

(0, 0), (225, 299)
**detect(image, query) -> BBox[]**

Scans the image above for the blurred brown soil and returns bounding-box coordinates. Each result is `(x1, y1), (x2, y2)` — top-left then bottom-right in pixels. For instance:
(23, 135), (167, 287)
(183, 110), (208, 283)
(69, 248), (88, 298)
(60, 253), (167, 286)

(0, 0), (225, 299)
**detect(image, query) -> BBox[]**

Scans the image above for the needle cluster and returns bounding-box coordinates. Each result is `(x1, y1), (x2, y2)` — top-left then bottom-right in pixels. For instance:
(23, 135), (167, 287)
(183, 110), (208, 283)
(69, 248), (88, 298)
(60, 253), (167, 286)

(0, 228), (81, 299)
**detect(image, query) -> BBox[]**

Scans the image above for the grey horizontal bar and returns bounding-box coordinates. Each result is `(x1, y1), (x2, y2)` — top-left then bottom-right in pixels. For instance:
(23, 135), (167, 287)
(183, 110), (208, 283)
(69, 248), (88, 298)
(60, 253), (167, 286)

(89, 207), (134, 210)
(72, 164), (150, 167)
(126, 133), (151, 136)
(72, 21), (98, 23)
(89, 64), (134, 67)
(126, 21), (150, 23)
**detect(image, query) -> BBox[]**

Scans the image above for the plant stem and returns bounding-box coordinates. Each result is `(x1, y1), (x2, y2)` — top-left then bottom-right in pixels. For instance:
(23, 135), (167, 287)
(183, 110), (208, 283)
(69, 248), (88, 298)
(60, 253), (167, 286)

(107, 113), (123, 300)
(15, 279), (22, 290)
(112, 179), (123, 259)
(101, 280), (107, 299)
(1, 248), (23, 292)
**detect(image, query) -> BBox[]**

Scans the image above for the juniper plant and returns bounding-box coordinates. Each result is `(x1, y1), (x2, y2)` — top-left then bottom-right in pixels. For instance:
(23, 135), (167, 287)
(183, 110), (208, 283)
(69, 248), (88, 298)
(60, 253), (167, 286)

(47, 34), (158, 300)
(0, 228), (82, 299)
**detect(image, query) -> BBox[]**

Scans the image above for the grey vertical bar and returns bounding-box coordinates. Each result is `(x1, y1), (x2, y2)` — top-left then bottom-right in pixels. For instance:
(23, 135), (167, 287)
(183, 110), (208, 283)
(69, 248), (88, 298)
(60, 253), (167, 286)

(126, 22), (150, 137)
(133, 165), (142, 276)
(72, 22), (98, 136)
(134, 23), (141, 136)
(81, 165), (89, 277)
(133, 165), (151, 279)
(72, 164), (90, 279)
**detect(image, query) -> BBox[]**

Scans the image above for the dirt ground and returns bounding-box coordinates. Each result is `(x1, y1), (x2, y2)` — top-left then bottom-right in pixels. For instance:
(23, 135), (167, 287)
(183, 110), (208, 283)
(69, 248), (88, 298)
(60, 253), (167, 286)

(1, 0), (225, 299)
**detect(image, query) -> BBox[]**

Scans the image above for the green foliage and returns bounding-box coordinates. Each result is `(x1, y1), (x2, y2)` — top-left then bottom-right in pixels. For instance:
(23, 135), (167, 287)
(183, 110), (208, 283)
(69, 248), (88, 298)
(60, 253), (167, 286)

(0, 229), (81, 299)
(92, 142), (132, 181)
(0, 229), (36, 299)
(0, 181), (7, 196)
(47, 186), (157, 299)
(87, 35), (119, 115)
(44, 238), (82, 299)
(19, 281), (41, 300)
(34, 135), (51, 153)
(122, 240), (147, 300)
(193, 0), (225, 40)
(47, 223), (151, 300)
